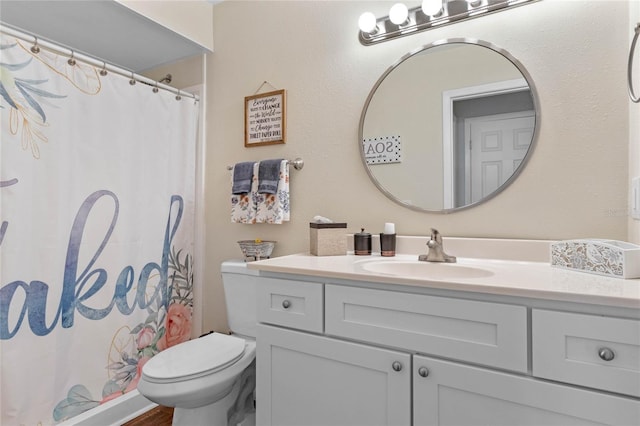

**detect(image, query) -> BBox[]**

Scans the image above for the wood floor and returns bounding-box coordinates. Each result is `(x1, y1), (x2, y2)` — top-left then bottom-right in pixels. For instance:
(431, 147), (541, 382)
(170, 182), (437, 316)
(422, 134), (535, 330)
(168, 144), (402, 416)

(122, 405), (174, 426)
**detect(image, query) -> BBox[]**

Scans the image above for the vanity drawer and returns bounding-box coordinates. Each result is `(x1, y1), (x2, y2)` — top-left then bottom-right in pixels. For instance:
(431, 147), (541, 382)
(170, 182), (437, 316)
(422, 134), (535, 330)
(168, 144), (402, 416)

(257, 278), (323, 333)
(532, 309), (640, 397)
(325, 285), (528, 373)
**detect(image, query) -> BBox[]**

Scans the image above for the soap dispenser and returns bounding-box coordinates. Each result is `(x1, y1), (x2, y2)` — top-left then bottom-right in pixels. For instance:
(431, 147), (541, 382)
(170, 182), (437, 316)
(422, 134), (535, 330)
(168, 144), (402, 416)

(380, 222), (396, 257)
(354, 228), (372, 255)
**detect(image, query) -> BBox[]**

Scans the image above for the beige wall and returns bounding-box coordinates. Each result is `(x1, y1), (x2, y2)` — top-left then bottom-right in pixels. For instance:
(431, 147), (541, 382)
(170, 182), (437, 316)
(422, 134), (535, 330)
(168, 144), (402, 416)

(203, 0), (631, 332)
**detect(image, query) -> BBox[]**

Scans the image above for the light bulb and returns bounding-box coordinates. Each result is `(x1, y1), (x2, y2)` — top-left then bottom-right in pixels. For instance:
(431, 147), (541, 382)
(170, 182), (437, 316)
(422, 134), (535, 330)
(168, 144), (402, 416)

(389, 3), (409, 25)
(358, 12), (378, 33)
(422, 0), (443, 16)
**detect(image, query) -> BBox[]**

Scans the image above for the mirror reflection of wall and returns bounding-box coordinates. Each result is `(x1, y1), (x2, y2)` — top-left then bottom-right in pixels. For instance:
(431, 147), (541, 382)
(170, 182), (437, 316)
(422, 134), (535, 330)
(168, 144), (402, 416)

(360, 40), (539, 212)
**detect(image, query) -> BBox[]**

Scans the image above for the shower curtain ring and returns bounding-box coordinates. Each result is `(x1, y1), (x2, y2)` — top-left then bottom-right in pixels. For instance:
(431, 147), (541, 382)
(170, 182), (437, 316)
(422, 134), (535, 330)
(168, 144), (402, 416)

(99, 62), (108, 76)
(67, 51), (76, 66)
(30, 37), (40, 54)
(175, 90), (182, 101)
(129, 72), (136, 85)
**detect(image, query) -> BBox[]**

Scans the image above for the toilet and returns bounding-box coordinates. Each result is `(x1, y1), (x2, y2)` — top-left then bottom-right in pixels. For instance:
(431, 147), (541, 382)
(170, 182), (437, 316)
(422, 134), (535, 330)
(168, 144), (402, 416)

(137, 260), (259, 426)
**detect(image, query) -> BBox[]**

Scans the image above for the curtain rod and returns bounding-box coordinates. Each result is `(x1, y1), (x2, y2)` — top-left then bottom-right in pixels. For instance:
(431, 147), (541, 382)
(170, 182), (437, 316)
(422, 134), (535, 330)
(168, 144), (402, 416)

(0, 23), (200, 102)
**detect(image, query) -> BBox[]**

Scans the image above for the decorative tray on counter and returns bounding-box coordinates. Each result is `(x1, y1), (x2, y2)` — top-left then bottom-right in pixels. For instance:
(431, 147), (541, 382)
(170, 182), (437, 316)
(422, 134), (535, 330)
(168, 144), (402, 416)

(551, 239), (640, 279)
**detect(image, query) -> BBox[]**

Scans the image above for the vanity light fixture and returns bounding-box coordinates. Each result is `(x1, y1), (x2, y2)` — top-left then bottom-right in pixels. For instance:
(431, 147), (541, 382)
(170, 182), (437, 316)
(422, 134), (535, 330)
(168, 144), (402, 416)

(358, 11), (379, 34)
(358, 0), (538, 46)
(422, 0), (444, 17)
(389, 3), (410, 26)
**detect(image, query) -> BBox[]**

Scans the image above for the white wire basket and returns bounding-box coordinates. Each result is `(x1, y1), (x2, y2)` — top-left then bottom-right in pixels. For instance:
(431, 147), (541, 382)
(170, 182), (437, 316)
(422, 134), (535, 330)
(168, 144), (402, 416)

(237, 240), (276, 261)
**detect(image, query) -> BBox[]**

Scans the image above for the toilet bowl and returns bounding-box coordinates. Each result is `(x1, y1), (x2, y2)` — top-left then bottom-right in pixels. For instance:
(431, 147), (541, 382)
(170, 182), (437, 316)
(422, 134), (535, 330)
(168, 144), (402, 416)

(137, 260), (259, 426)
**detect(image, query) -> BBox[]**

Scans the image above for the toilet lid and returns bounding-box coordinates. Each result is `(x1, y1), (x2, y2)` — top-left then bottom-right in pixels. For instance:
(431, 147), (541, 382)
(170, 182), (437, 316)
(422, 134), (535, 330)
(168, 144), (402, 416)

(142, 333), (246, 382)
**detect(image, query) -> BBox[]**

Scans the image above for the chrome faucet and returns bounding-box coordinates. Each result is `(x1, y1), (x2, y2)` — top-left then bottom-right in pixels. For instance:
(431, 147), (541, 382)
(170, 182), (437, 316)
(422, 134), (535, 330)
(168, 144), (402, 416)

(418, 228), (457, 263)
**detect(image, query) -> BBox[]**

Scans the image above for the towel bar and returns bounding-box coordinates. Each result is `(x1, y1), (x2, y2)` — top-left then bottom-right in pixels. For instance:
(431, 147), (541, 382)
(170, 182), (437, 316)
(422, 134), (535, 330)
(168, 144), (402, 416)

(227, 157), (304, 171)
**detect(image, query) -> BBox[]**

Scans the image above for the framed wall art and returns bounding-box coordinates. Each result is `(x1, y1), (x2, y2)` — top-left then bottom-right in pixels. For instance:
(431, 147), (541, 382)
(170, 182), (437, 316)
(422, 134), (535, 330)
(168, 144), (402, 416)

(244, 89), (286, 147)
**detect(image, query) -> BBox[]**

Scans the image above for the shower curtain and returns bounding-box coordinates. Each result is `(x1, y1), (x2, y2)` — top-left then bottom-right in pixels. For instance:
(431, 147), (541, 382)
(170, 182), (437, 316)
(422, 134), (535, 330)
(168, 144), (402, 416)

(0, 34), (199, 425)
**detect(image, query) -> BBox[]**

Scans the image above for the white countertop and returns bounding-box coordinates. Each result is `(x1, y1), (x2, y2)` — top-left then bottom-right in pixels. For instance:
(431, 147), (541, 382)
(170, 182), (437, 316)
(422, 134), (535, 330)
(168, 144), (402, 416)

(247, 252), (640, 309)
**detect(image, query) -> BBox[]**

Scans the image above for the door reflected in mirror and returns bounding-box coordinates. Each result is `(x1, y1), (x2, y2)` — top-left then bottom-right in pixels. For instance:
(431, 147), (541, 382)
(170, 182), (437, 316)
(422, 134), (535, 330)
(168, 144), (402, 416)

(359, 39), (539, 212)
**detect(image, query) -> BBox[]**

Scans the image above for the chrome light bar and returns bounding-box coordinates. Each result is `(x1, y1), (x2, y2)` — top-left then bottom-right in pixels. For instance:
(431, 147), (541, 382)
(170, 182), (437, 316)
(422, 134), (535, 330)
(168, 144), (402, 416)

(359, 0), (539, 46)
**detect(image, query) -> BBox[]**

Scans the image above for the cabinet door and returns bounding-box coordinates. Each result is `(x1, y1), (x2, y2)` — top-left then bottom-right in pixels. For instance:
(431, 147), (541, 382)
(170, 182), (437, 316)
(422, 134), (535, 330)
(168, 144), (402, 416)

(413, 355), (640, 426)
(257, 325), (411, 426)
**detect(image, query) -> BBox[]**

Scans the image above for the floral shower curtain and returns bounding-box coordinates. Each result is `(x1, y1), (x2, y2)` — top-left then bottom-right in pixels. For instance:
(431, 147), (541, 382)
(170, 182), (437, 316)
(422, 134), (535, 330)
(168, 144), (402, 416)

(0, 34), (198, 425)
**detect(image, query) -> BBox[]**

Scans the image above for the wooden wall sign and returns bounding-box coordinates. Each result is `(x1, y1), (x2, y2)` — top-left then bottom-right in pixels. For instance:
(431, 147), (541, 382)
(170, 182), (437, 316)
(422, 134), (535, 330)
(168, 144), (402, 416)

(244, 89), (286, 147)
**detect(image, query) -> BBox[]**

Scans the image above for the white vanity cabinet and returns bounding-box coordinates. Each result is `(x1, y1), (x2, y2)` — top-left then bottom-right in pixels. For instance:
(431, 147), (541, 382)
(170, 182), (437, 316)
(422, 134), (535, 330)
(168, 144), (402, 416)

(255, 277), (410, 425)
(413, 355), (639, 425)
(257, 325), (411, 426)
(255, 274), (640, 426)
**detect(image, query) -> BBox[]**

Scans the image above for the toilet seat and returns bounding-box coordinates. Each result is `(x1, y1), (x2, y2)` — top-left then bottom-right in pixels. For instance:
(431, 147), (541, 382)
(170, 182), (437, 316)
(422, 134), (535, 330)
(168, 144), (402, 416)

(142, 333), (246, 383)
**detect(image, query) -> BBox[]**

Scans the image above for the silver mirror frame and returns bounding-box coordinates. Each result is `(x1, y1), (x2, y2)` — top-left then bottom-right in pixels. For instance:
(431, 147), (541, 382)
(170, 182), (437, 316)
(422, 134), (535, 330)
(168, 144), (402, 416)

(358, 38), (541, 214)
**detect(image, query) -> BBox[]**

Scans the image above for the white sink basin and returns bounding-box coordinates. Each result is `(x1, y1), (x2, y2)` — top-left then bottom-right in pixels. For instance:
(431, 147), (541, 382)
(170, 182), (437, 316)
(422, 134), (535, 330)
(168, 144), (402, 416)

(361, 260), (494, 280)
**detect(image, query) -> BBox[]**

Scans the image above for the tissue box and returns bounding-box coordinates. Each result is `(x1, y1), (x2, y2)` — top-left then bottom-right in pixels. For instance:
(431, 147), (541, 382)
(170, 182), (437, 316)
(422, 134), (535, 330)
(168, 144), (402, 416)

(551, 239), (640, 279)
(310, 223), (347, 256)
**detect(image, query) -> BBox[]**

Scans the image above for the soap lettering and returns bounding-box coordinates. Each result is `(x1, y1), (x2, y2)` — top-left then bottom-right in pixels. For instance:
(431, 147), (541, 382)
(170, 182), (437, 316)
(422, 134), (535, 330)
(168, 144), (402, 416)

(0, 190), (183, 340)
(365, 141), (394, 156)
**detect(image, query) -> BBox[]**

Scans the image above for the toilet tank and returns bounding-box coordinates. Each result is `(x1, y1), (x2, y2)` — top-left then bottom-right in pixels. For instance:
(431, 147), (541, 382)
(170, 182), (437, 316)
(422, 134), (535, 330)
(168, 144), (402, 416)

(221, 260), (260, 338)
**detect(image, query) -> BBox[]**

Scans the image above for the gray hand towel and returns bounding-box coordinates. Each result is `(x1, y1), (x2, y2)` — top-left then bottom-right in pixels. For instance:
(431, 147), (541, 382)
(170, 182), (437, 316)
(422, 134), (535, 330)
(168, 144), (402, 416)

(232, 161), (255, 194)
(258, 159), (284, 194)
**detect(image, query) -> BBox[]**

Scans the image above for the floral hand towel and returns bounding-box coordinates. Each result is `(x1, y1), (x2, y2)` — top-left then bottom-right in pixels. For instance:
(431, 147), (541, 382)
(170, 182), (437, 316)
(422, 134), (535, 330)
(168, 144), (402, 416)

(231, 162), (259, 223)
(255, 159), (290, 224)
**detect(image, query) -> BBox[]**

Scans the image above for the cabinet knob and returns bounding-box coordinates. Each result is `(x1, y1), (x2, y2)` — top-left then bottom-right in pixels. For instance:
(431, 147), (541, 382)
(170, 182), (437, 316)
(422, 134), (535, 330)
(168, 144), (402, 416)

(418, 367), (430, 378)
(282, 300), (291, 309)
(392, 361), (403, 372)
(598, 347), (615, 362)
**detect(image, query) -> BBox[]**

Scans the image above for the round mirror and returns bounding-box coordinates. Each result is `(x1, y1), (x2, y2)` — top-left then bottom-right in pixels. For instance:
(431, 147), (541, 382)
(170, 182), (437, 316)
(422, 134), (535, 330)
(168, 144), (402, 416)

(359, 38), (540, 213)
